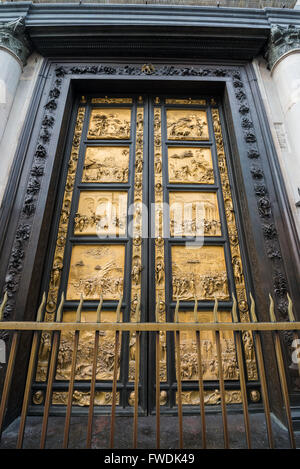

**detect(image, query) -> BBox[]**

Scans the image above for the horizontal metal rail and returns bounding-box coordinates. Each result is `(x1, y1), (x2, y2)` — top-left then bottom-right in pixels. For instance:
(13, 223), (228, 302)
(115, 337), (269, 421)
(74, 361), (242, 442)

(0, 321), (299, 332)
(0, 292), (299, 449)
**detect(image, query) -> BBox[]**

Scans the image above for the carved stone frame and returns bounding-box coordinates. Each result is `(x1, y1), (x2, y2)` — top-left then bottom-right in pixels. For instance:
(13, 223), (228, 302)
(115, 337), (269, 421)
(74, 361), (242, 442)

(0, 59), (299, 424)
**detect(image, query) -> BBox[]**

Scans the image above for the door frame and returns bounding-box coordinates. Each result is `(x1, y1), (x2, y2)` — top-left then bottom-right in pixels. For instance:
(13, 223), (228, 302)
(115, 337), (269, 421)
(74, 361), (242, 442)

(0, 60), (299, 424)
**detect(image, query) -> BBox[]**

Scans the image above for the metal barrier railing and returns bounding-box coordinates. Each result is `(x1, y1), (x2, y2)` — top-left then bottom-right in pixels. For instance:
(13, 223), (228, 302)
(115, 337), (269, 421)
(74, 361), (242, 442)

(0, 292), (299, 449)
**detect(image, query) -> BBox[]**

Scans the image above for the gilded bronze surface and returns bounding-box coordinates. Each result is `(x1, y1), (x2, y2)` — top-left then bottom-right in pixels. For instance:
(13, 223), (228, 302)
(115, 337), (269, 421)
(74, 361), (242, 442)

(168, 147), (214, 184)
(177, 311), (238, 381)
(36, 106), (86, 381)
(166, 109), (209, 141)
(129, 106), (144, 380)
(169, 191), (221, 237)
(51, 392), (120, 406)
(177, 390), (242, 405)
(82, 146), (130, 183)
(212, 107), (258, 380)
(154, 104), (167, 381)
(55, 310), (122, 381)
(165, 98), (206, 105)
(87, 108), (131, 139)
(91, 97), (132, 104)
(74, 191), (128, 236)
(172, 245), (229, 301)
(66, 244), (125, 300)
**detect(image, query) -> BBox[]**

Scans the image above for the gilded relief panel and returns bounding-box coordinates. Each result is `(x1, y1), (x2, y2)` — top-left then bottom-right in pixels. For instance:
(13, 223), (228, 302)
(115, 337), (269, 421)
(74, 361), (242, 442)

(172, 245), (229, 301)
(212, 107), (258, 381)
(154, 105), (167, 382)
(176, 390), (242, 406)
(169, 191), (221, 237)
(66, 244), (125, 300)
(51, 392), (120, 406)
(166, 109), (209, 141)
(168, 147), (214, 184)
(55, 310), (122, 381)
(128, 106), (144, 381)
(82, 146), (130, 183)
(87, 108), (131, 139)
(74, 191), (128, 237)
(177, 311), (238, 381)
(36, 106), (86, 382)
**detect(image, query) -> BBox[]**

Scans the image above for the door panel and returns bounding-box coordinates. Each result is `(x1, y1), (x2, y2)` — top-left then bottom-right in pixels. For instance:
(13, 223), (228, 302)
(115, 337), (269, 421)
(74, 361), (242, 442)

(32, 94), (258, 414)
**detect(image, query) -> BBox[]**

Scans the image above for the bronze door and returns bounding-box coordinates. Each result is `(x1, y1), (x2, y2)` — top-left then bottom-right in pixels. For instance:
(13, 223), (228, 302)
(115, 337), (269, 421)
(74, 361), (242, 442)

(32, 94), (258, 414)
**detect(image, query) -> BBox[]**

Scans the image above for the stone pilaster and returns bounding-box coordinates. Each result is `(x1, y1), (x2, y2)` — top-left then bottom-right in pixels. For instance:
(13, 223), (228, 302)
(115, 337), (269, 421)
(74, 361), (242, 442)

(263, 24), (300, 233)
(0, 17), (32, 145)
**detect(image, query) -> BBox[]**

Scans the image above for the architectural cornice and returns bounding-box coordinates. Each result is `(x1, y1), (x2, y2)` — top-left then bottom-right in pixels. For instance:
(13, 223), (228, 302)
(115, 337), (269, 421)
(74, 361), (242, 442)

(0, 3), (300, 60)
(265, 24), (300, 70)
(0, 16), (31, 66)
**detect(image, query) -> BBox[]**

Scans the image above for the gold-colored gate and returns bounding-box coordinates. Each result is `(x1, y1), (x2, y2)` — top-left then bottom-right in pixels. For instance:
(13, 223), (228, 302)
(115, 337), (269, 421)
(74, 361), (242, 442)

(29, 94), (258, 412)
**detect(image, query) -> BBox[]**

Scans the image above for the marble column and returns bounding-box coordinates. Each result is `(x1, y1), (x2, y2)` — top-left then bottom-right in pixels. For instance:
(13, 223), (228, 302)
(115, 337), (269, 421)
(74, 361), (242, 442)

(0, 17), (31, 144)
(265, 25), (300, 230)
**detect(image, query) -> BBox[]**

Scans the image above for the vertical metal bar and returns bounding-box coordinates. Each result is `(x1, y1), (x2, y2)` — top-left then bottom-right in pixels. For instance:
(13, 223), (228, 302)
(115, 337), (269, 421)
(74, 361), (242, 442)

(174, 298), (183, 449)
(194, 298), (206, 449)
(62, 294), (83, 448)
(232, 294), (251, 449)
(249, 293), (274, 449)
(213, 299), (229, 449)
(0, 292), (15, 439)
(287, 294), (300, 379)
(16, 293), (46, 448)
(133, 296), (141, 448)
(109, 295), (122, 449)
(155, 297), (160, 449)
(269, 295), (296, 449)
(133, 332), (140, 448)
(40, 293), (64, 449)
(0, 310), (19, 441)
(86, 295), (103, 449)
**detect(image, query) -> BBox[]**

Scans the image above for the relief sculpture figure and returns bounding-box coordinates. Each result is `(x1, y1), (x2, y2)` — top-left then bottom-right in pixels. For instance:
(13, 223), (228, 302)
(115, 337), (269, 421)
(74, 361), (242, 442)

(88, 109), (131, 139)
(166, 110), (209, 140)
(168, 147), (214, 184)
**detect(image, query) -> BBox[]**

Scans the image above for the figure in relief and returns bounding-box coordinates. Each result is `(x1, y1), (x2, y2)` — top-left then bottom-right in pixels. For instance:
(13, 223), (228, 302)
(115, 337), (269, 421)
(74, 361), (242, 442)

(67, 245), (125, 300)
(82, 147), (129, 183)
(167, 110), (209, 140)
(88, 109), (131, 139)
(168, 147), (214, 184)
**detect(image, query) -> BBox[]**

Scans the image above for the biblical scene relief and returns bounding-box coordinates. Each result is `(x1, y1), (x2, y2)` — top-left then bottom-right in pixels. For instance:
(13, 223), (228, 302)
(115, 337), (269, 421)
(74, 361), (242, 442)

(177, 390), (242, 406)
(177, 311), (238, 381)
(82, 146), (130, 183)
(172, 246), (229, 301)
(166, 109), (209, 140)
(169, 191), (221, 237)
(87, 108), (131, 139)
(168, 147), (214, 184)
(55, 311), (122, 381)
(74, 191), (128, 237)
(52, 391), (119, 406)
(66, 244), (125, 300)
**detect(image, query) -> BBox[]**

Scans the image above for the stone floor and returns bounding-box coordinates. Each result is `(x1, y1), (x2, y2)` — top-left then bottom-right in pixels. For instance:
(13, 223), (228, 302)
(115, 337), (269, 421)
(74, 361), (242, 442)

(1, 412), (300, 449)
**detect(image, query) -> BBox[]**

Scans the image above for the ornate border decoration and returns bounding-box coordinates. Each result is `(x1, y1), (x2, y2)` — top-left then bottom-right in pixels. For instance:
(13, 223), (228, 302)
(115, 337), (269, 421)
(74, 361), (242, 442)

(212, 106), (258, 381)
(153, 104), (167, 382)
(1, 63), (290, 354)
(128, 105), (144, 382)
(35, 105), (85, 382)
(0, 71), (64, 344)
